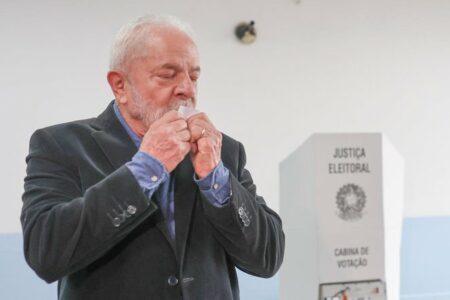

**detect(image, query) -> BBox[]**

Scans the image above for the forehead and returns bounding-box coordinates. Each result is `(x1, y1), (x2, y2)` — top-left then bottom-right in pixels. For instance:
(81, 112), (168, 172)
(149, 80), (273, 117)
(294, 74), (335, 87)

(140, 27), (199, 69)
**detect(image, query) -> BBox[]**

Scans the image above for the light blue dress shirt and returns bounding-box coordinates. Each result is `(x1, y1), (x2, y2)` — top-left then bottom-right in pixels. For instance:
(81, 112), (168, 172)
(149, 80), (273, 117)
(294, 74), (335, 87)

(113, 103), (231, 240)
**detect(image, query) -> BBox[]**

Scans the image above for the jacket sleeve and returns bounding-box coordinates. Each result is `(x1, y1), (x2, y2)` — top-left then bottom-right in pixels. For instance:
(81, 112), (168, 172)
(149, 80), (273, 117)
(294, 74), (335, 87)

(200, 141), (285, 278)
(21, 129), (158, 283)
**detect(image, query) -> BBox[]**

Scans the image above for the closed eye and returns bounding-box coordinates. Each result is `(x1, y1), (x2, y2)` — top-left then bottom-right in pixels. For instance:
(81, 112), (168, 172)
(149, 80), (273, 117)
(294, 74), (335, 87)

(190, 71), (200, 82)
(157, 71), (176, 79)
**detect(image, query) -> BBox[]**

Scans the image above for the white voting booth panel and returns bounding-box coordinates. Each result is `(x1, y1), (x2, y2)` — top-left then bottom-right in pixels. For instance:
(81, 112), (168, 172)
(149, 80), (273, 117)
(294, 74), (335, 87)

(280, 133), (404, 300)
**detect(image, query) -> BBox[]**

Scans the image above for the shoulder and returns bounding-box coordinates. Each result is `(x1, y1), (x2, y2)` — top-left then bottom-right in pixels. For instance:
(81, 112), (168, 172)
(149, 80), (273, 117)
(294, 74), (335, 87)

(32, 101), (114, 141)
(31, 117), (98, 146)
(38, 118), (97, 134)
(26, 119), (98, 165)
(221, 132), (242, 155)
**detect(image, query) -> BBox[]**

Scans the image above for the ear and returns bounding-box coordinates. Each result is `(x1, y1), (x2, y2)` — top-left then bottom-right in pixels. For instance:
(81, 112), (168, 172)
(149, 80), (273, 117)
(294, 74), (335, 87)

(107, 71), (127, 104)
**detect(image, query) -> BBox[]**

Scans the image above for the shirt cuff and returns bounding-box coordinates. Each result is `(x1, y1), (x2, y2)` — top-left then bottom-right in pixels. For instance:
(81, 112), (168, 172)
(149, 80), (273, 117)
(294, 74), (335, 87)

(194, 161), (232, 207)
(125, 151), (169, 195)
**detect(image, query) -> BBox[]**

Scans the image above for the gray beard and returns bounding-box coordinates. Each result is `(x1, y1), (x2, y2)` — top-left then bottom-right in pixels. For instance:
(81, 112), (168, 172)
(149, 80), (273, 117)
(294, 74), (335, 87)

(128, 86), (194, 128)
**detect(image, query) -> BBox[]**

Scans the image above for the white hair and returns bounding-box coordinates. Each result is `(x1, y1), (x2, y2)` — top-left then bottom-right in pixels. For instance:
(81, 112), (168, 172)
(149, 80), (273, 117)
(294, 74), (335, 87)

(109, 15), (195, 71)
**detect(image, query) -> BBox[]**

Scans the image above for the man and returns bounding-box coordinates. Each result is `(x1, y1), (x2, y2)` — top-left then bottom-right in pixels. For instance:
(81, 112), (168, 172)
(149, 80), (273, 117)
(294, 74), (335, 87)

(21, 15), (284, 300)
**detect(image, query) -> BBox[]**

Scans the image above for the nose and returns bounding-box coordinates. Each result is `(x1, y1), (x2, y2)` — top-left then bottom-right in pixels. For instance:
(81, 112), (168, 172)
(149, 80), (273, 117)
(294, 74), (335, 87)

(174, 73), (196, 100)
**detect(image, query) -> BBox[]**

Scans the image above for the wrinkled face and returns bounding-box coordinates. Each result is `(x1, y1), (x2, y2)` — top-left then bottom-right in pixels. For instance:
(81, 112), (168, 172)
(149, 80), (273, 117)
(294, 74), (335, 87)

(123, 27), (200, 128)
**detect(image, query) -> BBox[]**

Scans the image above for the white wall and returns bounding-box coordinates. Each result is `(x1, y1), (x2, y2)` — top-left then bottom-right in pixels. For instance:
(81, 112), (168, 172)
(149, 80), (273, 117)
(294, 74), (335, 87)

(2, 0), (450, 233)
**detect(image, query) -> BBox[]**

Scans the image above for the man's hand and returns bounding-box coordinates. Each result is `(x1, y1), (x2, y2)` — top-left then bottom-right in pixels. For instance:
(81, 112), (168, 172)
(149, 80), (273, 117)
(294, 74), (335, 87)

(187, 113), (222, 178)
(139, 111), (191, 173)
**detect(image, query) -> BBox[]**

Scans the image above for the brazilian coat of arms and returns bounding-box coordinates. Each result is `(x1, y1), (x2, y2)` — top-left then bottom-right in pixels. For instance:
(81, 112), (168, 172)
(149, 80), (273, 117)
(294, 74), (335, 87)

(336, 183), (366, 221)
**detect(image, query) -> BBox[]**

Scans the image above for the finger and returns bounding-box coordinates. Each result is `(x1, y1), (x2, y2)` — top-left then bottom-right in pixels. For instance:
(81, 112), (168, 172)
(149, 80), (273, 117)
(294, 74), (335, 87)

(192, 127), (221, 145)
(158, 110), (184, 124)
(188, 121), (218, 142)
(197, 137), (218, 154)
(167, 119), (188, 132)
(148, 111), (183, 132)
(179, 141), (191, 156)
(149, 119), (186, 139)
(187, 114), (212, 128)
(189, 124), (204, 142)
(190, 126), (217, 143)
(187, 112), (210, 123)
(189, 119), (217, 137)
(188, 119), (212, 130)
(187, 116), (215, 134)
(177, 129), (191, 142)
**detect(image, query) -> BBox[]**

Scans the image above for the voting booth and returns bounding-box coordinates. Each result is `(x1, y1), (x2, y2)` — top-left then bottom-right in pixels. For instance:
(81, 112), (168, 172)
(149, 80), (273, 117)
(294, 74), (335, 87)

(280, 133), (404, 300)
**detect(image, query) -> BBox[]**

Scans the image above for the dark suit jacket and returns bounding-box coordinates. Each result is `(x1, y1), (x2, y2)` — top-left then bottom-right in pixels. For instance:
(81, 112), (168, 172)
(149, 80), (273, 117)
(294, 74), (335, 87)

(21, 102), (285, 300)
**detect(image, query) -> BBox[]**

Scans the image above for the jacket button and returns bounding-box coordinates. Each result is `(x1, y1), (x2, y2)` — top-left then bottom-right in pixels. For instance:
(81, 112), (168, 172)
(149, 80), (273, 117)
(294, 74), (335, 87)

(127, 205), (137, 215)
(238, 207), (244, 215)
(167, 275), (179, 286)
(112, 217), (121, 227)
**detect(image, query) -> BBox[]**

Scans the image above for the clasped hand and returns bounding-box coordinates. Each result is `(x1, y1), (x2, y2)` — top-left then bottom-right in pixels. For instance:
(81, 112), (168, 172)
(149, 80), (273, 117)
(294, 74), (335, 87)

(139, 110), (222, 178)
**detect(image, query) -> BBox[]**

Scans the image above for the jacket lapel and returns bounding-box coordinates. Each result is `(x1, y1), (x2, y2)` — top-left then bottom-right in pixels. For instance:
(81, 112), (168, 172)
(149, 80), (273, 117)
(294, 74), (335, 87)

(173, 155), (198, 264)
(90, 102), (137, 170)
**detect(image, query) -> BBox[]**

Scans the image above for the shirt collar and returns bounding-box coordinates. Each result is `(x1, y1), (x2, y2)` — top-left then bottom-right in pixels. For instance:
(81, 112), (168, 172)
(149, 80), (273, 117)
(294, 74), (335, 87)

(113, 101), (142, 148)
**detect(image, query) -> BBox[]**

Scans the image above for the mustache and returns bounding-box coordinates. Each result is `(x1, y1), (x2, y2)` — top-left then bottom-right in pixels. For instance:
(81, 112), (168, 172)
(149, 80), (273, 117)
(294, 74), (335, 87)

(169, 99), (194, 110)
